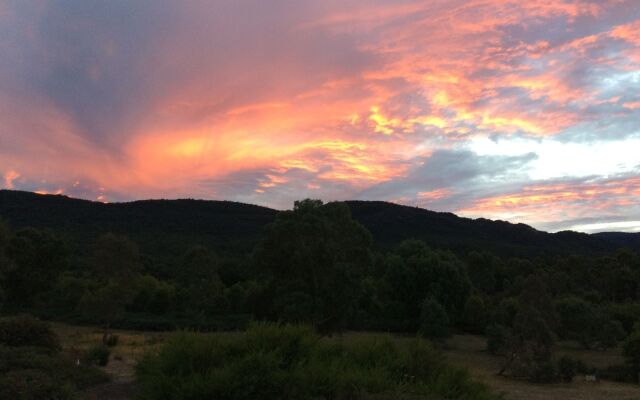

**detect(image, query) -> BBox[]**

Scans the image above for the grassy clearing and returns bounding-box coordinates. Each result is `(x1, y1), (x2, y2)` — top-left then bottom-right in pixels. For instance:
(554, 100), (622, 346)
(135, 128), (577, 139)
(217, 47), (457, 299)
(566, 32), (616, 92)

(50, 324), (640, 400)
(52, 322), (168, 383)
(444, 334), (640, 400)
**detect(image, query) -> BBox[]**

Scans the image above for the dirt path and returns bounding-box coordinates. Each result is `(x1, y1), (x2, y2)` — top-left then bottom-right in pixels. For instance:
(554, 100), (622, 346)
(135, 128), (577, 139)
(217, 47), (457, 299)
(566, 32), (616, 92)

(51, 323), (165, 400)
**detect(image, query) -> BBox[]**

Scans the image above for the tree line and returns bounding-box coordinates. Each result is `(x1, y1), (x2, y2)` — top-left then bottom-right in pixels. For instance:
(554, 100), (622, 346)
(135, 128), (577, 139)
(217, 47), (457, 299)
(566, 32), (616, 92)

(1, 199), (640, 383)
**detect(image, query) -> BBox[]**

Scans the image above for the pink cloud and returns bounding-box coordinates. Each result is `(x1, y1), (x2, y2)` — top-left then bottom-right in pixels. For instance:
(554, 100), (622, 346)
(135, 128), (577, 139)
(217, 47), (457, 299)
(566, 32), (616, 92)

(0, 0), (638, 229)
(3, 170), (19, 189)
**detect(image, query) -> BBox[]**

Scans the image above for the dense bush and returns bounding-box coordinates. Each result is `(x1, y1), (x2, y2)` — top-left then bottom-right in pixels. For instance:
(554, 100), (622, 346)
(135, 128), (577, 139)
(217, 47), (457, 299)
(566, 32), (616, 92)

(0, 334), (108, 399)
(557, 356), (580, 383)
(485, 324), (508, 355)
(0, 345), (109, 399)
(0, 368), (76, 400)
(137, 323), (499, 400)
(83, 344), (111, 366)
(623, 328), (640, 369)
(419, 297), (450, 339)
(0, 315), (59, 351)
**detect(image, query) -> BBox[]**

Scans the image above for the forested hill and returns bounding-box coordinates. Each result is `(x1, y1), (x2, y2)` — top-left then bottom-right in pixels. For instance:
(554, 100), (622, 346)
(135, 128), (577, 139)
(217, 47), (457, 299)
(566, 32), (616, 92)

(0, 190), (277, 256)
(0, 190), (635, 257)
(344, 200), (628, 256)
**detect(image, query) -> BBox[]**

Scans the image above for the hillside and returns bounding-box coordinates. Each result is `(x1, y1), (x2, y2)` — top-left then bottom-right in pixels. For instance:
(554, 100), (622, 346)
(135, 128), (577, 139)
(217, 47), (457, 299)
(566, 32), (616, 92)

(0, 190), (634, 258)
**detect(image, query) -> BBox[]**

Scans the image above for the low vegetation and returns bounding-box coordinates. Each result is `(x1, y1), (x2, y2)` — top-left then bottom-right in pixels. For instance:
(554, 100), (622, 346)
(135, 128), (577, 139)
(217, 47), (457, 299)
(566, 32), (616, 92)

(136, 323), (499, 400)
(0, 315), (108, 399)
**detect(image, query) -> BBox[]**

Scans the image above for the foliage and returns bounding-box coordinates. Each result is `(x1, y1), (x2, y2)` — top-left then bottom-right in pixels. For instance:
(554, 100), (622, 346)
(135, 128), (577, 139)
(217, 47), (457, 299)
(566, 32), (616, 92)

(50, 275), (91, 312)
(556, 296), (626, 349)
(466, 251), (502, 294)
(83, 343), (111, 366)
(485, 324), (508, 356)
(0, 315), (108, 399)
(137, 323), (500, 400)
(622, 327), (640, 370)
(91, 233), (141, 282)
(462, 295), (488, 334)
(0, 315), (59, 351)
(130, 275), (175, 315)
(177, 245), (219, 287)
(254, 200), (373, 331)
(376, 240), (471, 331)
(3, 228), (68, 307)
(78, 281), (135, 332)
(419, 297), (450, 339)
(557, 356), (583, 383)
(1, 193), (640, 388)
(492, 277), (558, 381)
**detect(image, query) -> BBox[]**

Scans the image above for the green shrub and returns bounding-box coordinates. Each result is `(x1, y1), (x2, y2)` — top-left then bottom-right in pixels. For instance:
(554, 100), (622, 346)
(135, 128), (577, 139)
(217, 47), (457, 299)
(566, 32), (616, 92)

(0, 315), (60, 351)
(0, 345), (109, 398)
(0, 369), (76, 400)
(622, 328), (640, 369)
(83, 344), (111, 366)
(485, 324), (508, 355)
(419, 297), (450, 339)
(137, 323), (500, 400)
(557, 356), (580, 382)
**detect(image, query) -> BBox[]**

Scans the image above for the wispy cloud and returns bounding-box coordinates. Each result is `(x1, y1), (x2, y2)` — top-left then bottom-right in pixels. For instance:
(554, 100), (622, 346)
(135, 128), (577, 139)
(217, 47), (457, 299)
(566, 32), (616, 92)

(0, 0), (639, 231)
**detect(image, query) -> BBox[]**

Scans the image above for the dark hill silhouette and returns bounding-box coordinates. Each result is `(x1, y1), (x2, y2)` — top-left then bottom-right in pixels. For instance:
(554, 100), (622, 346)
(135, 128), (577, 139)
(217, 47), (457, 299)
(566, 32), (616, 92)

(592, 231), (640, 250)
(0, 190), (634, 258)
(0, 190), (276, 257)
(343, 201), (624, 256)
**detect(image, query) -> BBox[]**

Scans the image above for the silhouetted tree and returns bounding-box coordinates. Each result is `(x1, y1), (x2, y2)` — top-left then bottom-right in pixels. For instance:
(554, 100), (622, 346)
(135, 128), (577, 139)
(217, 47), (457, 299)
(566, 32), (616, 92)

(91, 233), (141, 283)
(79, 281), (134, 342)
(419, 297), (449, 339)
(254, 199), (373, 332)
(462, 294), (488, 333)
(495, 277), (557, 380)
(177, 245), (219, 287)
(381, 240), (471, 331)
(622, 326), (640, 372)
(466, 251), (501, 294)
(175, 246), (225, 316)
(4, 228), (68, 307)
(82, 234), (142, 342)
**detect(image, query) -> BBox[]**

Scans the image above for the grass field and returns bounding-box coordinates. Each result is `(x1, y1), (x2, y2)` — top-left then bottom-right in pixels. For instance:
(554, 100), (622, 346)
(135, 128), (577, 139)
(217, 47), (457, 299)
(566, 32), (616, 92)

(444, 334), (640, 400)
(51, 323), (168, 400)
(50, 323), (640, 400)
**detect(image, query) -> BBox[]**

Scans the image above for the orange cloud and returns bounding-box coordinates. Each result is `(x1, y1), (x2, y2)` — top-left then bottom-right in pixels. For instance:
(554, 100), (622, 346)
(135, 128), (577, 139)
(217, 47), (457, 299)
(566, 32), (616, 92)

(1, 0), (638, 225)
(458, 178), (640, 227)
(3, 170), (19, 189)
(418, 188), (454, 201)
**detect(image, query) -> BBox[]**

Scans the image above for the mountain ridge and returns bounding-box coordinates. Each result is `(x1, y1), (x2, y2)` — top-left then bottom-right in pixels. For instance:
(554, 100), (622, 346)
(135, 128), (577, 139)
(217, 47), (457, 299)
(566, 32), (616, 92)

(0, 190), (636, 258)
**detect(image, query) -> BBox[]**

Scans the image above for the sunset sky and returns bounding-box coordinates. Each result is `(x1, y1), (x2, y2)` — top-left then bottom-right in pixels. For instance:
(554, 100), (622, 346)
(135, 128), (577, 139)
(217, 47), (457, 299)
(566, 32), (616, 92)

(1, 1), (639, 232)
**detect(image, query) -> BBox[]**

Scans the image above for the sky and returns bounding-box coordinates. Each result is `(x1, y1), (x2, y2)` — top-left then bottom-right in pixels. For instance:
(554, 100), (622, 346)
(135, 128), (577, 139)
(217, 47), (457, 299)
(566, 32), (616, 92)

(1, 0), (639, 233)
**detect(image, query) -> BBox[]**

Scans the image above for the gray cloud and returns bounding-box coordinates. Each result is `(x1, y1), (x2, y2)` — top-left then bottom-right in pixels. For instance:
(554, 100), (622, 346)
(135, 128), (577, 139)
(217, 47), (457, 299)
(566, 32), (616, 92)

(0, 0), (375, 147)
(358, 149), (537, 207)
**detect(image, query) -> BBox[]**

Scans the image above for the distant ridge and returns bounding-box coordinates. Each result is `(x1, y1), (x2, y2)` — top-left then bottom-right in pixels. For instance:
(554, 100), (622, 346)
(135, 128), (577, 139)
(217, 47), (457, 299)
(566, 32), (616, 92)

(0, 190), (636, 258)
